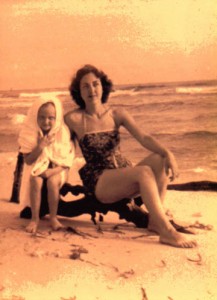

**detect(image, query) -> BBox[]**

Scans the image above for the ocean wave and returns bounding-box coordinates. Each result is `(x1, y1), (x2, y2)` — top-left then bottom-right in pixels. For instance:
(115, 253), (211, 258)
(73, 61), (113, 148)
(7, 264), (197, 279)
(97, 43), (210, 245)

(111, 88), (176, 98)
(0, 92), (20, 98)
(112, 80), (217, 98)
(192, 167), (206, 173)
(0, 132), (19, 153)
(176, 86), (217, 95)
(184, 130), (217, 137)
(116, 83), (166, 90)
(20, 90), (69, 98)
(112, 85), (217, 98)
(111, 89), (136, 97)
(145, 130), (217, 140)
(146, 100), (184, 107)
(0, 152), (17, 163)
(0, 113), (25, 135)
(192, 113), (217, 122)
(7, 113), (26, 125)
(0, 100), (32, 108)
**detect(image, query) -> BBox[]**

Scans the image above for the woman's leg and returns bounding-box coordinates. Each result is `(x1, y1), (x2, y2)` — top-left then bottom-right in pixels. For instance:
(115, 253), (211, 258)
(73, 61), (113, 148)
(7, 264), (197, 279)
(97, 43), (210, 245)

(137, 153), (168, 203)
(95, 166), (197, 248)
(47, 174), (64, 230)
(26, 175), (43, 233)
(136, 153), (170, 230)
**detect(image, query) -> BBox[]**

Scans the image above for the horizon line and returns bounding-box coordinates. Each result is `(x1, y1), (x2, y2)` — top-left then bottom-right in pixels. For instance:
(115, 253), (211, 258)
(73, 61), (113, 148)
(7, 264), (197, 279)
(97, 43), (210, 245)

(0, 78), (217, 92)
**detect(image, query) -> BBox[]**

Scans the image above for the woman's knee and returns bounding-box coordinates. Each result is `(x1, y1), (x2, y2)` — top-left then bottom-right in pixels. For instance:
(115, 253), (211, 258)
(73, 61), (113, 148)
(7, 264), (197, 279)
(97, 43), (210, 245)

(149, 154), (169, 185)
(140, 153), (166, 176)
(150, 153), (165, 168)
(135, 165), (155, 183)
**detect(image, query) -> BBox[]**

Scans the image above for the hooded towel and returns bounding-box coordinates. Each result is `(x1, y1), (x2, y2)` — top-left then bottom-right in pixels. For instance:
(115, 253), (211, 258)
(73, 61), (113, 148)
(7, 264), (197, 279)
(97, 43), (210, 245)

(18, 96), (75, 207)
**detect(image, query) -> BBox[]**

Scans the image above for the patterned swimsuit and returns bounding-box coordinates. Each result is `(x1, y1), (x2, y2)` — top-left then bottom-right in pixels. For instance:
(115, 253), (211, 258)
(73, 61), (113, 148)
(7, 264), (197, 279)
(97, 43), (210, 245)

(78, 111), (132, 194)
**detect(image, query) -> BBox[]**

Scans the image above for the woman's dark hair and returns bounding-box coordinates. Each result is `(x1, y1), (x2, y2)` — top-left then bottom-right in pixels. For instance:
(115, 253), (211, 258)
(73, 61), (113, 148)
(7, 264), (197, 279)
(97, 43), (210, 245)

(69, 64), (113, 109)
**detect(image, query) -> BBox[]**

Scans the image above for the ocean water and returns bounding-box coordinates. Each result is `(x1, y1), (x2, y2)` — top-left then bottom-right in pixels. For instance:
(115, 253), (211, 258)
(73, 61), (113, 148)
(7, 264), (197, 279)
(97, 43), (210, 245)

(0, 80), (217, 183)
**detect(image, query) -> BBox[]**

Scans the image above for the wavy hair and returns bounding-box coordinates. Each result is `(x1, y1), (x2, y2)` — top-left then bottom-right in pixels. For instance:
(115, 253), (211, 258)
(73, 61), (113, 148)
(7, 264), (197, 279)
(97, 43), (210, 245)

(69, 64), (113, 109)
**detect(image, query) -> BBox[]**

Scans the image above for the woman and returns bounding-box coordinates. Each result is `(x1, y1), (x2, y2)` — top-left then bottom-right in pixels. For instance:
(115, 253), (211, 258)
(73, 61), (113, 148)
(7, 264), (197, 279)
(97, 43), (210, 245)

(65, 64), (197, 248)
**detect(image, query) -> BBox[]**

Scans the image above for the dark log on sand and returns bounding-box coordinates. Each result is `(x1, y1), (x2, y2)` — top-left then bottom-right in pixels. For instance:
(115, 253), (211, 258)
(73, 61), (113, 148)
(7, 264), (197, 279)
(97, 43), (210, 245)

(168, 181), (217, 191)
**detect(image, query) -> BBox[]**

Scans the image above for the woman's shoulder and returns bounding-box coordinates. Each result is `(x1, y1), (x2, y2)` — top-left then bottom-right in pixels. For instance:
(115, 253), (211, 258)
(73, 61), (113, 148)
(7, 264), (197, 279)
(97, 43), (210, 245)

(64, 109), (84, 132)
(64, 108), (83, 122)
(110, 106), (130, 127)
(111, 106), (130, 119)
(111, 106), (127, 115)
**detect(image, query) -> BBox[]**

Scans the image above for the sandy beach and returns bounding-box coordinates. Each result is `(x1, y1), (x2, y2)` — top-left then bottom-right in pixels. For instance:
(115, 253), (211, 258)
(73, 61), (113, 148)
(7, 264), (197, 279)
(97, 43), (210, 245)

(1, 0), (217, 299)
(0, 152), (217, 300)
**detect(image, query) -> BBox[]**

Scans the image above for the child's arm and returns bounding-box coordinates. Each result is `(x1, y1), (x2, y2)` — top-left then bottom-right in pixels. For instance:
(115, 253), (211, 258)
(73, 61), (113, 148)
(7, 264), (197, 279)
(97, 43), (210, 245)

(24, 134), (55, 165)
(40, 166), (69, 179)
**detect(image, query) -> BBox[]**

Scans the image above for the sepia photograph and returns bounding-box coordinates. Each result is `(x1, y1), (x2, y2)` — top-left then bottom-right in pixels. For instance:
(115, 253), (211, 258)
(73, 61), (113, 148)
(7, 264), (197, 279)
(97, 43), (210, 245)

(0, 1), (217, 299)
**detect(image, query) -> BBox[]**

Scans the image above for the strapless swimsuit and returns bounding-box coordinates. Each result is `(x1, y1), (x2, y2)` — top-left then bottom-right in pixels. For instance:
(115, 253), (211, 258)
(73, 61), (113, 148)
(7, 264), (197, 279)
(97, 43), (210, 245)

(78, 110), (132, 194)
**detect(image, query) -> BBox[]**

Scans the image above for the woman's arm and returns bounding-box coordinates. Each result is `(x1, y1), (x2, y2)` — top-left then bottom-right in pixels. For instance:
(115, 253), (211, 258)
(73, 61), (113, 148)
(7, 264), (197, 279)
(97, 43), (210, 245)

(64, 110), (82, 141)
(114, 108), (179, 180)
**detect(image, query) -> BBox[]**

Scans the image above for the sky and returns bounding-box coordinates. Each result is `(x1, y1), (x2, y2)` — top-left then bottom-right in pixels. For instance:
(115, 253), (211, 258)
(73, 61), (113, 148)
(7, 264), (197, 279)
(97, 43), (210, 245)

(0, 0), (217, 90)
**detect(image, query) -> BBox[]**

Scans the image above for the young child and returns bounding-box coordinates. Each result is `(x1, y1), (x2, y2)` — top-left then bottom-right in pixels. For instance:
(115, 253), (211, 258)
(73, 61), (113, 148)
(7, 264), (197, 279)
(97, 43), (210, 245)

(18, 97), (74, 234)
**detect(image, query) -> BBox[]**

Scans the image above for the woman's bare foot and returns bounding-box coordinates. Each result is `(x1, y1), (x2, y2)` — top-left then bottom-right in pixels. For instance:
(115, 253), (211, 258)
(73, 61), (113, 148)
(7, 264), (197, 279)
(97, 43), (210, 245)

(50, 217), (64, 231)
(26, 221), (38, 234)
(148, 219), (161, 234)
(159, 228), (197, 248)
(148, 218), (197, 248)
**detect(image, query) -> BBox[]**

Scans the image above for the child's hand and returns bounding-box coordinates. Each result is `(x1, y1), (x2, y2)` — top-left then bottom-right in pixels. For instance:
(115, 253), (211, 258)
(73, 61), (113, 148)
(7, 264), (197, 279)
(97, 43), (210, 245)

(37, 133), (55, 149)
(40, 166), (65, 179)
(40, 169), (52, 178)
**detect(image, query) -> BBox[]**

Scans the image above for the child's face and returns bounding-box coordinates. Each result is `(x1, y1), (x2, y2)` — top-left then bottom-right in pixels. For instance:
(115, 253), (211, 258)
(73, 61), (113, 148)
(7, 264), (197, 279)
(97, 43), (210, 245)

(37, 103), (56, 134)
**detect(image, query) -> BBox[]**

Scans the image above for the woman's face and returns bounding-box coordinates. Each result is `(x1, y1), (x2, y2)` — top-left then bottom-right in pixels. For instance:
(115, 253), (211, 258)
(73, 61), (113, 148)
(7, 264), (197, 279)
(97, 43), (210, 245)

(37, 103), (56, 134)
(80, 72), (103, 108)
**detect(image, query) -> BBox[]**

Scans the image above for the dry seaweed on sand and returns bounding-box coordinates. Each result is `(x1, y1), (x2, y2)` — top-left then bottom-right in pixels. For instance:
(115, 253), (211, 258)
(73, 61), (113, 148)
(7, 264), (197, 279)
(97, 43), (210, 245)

(69, 246), (98, 266)
(131, 233), (151, 239)
(189, 221), (213, 231)
(100, 262), (120, 272)
(112, 222), (136, 230)
(186, 253), (203, 265)
(69, 244), (90, 261)
(65, 226), (98, 238)
(100, 262), (135, 278)
(118, 268), (135, 279)
(96, 223), (125, 234)
(141, 287), (149, 300)
(160, 259), (167, 267)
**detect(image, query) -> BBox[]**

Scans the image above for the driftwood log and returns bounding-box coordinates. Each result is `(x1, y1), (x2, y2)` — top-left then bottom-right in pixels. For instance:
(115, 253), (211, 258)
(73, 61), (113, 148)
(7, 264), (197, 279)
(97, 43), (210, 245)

(10, 152), (216, 229)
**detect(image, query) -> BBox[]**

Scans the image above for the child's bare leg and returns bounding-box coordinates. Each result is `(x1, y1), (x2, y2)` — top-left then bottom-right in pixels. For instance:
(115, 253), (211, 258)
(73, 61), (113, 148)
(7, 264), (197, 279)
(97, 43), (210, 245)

(47, 174), (64, 230)
(26, 176), (43, 234)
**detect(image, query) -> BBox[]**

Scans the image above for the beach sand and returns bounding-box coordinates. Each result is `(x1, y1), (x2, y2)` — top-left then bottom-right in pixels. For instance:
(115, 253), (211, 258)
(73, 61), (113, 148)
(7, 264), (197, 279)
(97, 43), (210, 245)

(0, 153), (217, 300)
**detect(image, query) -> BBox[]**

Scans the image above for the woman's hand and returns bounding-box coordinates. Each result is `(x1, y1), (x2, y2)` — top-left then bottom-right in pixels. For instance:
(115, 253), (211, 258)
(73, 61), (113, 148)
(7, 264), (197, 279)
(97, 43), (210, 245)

(113, 107), (180, 182)
(164, 151), (179, 182)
